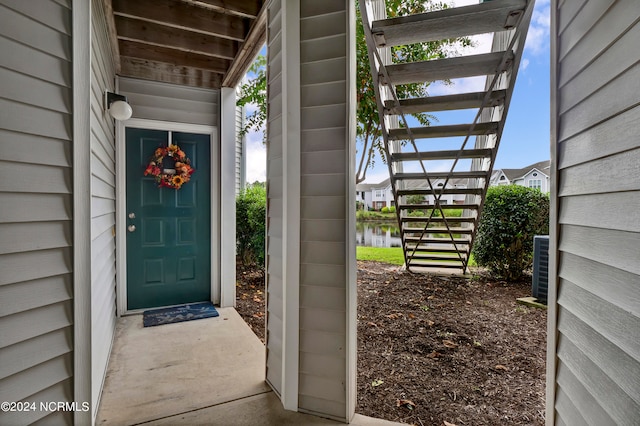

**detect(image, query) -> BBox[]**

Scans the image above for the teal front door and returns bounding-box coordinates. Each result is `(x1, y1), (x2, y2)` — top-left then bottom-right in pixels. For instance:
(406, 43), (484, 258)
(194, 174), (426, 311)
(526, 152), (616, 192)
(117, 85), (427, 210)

(126, 128), (211, 310)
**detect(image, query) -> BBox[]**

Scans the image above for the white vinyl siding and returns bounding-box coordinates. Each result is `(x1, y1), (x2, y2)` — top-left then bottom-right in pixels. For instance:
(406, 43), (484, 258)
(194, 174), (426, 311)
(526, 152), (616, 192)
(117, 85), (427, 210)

(266, 0), (285, 396)
(265, 3), (356, 418)
(118, 77), (219, 127)
(0, 0), (74, 424)
(90, 0), (117, 417)
(298, 0), (352, 419)
(549, 0), (640, 424)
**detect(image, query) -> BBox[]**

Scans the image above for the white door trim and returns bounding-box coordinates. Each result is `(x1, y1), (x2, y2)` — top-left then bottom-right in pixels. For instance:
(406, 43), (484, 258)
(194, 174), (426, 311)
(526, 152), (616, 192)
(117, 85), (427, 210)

(115, 118), (219, 315)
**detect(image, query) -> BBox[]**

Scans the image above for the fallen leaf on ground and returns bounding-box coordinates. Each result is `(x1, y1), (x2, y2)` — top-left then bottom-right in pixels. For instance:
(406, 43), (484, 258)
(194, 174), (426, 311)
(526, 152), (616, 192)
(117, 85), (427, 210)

(396, 399), (416, 410)
(367, 321), (378, 327)
(444, 421), (457, 426)
(427, 320), (435, 326)
(495, 364), (509, 371)
(427, 351), (442, 358)
(371, 379), (384, 387)
(443, 340), (458, 348)
(386, 313), (403, 319)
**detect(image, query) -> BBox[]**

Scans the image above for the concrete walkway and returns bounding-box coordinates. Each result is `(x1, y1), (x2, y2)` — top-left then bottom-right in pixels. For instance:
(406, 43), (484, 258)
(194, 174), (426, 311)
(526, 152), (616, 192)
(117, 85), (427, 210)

(96, 308), (401, 425)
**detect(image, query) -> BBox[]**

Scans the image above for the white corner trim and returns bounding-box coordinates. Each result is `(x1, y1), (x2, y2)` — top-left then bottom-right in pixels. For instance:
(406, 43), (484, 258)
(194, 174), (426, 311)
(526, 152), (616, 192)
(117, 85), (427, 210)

(220, 87), (237, 308)
(345, 0), (358, 420)
(72, 0), (93, 423)
(546, 1), (559, 425)
(115, 118), (219, 315)
(281, 0), (301, 412)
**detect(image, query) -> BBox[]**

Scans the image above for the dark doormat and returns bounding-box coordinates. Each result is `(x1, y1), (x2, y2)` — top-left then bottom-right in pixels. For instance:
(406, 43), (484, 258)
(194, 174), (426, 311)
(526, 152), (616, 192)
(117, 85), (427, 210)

(143, 302), (219, 327)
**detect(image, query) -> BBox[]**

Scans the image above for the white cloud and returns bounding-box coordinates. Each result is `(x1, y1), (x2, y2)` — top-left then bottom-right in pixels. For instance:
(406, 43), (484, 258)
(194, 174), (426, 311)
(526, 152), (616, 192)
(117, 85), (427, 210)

(362, 170), (390, 185)
(244, 102), (259, 115)
(429, 75), (487, 96)
(452, 0), (479, 6)
(521, 58), (530, 71)
(244, 129), (266, 183)
(403, 160), (453, 174)
(525, 3), (550, 55)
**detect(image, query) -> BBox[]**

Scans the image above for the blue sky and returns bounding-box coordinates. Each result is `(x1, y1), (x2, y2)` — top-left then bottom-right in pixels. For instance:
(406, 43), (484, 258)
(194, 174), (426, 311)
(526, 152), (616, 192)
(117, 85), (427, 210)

(243, 0), (550, 184)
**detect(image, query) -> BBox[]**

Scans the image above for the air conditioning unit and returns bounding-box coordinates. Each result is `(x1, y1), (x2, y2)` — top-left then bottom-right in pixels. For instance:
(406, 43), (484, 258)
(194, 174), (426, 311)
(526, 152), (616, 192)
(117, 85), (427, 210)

(532, 236), (549, 304)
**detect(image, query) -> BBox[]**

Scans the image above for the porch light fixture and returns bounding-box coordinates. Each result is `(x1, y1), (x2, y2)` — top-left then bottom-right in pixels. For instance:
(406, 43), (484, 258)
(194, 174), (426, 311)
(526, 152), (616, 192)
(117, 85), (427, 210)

(105, 91), (133, 121)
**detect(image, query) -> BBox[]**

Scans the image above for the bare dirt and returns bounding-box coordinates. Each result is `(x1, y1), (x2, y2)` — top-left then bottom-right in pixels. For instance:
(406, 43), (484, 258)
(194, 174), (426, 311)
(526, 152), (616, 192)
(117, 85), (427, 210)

(236, 261), (546, 426)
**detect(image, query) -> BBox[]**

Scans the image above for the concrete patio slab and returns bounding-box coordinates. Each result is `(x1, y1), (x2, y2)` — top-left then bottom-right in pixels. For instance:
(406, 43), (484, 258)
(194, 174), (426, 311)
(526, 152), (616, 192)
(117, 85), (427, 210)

(96, 307), (403, 426)
(145, 392), (402, 426)
(96, 308), (270, 425)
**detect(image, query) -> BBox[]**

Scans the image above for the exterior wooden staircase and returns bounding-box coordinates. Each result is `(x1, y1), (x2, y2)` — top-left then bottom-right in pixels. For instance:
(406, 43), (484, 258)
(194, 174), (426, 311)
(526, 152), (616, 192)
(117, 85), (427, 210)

(359, 0), (534, 273)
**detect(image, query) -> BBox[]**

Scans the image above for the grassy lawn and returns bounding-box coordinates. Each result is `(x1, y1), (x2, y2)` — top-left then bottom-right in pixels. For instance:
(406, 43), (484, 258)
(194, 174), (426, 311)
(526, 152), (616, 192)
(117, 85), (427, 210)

(356, 246), (405, 265)
(356, 246), (476, 266)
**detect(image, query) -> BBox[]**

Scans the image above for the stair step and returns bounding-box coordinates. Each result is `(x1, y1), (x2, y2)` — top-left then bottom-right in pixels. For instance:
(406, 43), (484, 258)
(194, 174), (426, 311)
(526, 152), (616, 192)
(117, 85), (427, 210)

(391, 148), (494, 161)
(371, 0), (526, 47)
(407, 261), (466, 269)
(398, 203), (480, 210)
(388, 122), (498, 140)
(404, 245), (470, 253)
(385, 90), (507, 115)
(401, 217), (476, 223)
(404, 227), (473, 234)
(397, 188), (484, 196)
(404, 236), (470, 244)
(395, 171), (489, 180)
(407, 253), (467, 261)
(382, 51), (513, 85)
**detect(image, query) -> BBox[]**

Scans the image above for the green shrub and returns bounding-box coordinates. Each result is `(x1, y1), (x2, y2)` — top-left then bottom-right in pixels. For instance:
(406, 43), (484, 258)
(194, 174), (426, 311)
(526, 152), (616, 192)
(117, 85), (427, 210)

(236, 183), (266, 268)
(472, 185), (549, 281)
(381, 206), (390, 213)
(406, 194), (425, 205)
(389, 205), (396, 213)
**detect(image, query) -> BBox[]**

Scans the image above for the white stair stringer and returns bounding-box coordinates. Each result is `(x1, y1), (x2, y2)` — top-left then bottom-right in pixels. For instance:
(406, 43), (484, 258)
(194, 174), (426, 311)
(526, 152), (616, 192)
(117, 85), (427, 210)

(359, 0), (534, 273)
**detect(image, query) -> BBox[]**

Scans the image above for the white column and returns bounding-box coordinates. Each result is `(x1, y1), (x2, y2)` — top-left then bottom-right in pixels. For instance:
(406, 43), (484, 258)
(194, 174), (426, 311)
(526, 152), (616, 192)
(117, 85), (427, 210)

(72, 0), (92, 423)
(266, 0), (356, 421)
(220, 87), (237, 307)
(280, 0), (302, 410)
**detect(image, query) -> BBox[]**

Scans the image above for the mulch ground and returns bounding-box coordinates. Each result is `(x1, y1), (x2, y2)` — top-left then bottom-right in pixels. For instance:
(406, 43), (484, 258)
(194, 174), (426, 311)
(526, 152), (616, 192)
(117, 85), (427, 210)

(236, 261), (546, 426)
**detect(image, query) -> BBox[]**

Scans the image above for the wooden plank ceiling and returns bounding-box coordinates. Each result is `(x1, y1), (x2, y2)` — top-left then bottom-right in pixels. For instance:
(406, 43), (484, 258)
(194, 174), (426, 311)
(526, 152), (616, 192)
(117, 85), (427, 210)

(106, 0), (267, 89)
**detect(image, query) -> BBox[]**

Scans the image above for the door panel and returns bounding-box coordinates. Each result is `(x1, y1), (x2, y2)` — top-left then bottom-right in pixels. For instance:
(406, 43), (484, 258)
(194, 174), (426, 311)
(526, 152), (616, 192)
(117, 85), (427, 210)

(126, 128), (211, 310)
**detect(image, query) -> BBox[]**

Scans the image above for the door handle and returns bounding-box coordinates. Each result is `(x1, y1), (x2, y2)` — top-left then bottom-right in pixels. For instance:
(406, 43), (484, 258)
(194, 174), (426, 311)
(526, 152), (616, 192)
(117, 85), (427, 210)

(128, 225), (136, 233)
(128, 212), (136, 219)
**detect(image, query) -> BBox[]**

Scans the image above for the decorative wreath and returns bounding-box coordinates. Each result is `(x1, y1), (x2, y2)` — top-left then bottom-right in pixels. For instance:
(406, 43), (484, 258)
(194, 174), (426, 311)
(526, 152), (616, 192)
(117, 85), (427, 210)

(143, 144), (195, 189)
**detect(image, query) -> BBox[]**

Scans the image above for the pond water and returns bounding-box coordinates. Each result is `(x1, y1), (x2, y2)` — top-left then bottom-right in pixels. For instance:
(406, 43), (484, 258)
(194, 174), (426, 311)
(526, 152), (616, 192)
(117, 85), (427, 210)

(356, 222), (401, 248)
(356, 221), (464, 248)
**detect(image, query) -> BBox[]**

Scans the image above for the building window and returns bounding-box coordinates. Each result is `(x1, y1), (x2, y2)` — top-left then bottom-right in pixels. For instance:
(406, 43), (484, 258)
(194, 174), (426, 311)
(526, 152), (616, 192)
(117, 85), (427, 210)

(528, 179), (542, 190)
(500, 175), (506, 180)
(375, 190), (384, 198)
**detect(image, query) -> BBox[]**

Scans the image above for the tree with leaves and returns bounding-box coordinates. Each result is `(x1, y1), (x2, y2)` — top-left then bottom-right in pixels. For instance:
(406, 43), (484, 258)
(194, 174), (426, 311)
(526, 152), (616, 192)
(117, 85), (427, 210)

(236, 54), (267, 143)
(355, 0), (472, 183)
(236, 0), (472, 183)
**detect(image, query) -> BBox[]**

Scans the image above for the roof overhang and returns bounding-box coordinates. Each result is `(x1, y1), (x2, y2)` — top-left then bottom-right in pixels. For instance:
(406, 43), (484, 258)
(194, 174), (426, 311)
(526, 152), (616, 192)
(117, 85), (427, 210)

(104, 0), (267, 89)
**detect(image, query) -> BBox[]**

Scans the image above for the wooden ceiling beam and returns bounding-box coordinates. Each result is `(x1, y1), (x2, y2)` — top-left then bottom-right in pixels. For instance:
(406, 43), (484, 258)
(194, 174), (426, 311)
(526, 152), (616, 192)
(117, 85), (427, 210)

(119, 40), (230, 74)
(120, 57), (223, 89)
(101, 0), (121, 73)
(112, 0), (250, 42)
(222, 2), (267, 87)
(181, 0), (263, 19)
(115, 16), (238, 60)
